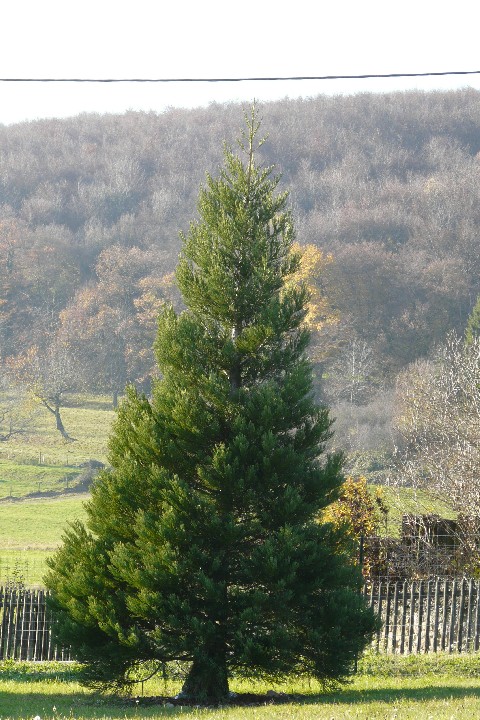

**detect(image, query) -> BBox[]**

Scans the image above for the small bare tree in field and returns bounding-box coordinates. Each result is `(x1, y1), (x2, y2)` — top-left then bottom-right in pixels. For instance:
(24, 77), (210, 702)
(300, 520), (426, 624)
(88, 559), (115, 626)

(7, 339), (78, 442)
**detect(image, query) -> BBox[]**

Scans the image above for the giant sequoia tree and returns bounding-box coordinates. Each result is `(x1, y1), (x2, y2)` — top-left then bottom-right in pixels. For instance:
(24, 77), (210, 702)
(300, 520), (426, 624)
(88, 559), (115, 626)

(46, 111), (376, 703)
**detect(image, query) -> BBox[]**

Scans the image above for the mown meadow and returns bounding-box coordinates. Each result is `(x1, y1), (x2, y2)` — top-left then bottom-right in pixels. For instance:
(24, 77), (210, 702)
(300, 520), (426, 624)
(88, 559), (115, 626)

(0, 394), (114, 585)
(0, 392), (456, 587)
(0, 395), (477, 718)
(0, 394), (114, 482)
(2, 654), (480, 719)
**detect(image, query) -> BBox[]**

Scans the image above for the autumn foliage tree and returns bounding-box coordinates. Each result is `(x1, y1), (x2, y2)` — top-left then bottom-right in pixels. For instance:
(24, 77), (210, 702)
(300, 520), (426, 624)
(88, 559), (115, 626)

(322, 476), (388, 577)
(289, 243), (339, 358)
(59, 247), (176, 403)
(323, 476), (387, 540)
(46, 110), (376, 704)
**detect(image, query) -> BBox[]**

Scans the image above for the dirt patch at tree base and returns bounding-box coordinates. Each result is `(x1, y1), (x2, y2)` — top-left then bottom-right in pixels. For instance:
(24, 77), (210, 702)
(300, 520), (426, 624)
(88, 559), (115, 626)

(127, 691), (296, 708)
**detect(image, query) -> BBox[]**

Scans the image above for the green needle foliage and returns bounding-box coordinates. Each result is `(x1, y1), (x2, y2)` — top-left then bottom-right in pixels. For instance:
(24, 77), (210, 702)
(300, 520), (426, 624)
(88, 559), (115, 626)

(466, 294), (480, 345)
(45, 108), (377, 704)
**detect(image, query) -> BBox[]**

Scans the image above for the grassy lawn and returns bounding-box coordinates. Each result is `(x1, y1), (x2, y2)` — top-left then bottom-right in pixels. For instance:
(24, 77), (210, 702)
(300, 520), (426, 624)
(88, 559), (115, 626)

(2, 654), (480, 719)
(0, 393), (115, 498)
(0, 495), (88, 548)
(0, 391), (460, 587)
(0, 495), (88, 586)
(0, 460), (82, 499)
(377, 484), (456, 537)
(0, 483), (458, 586)
(0, 392), (112, 584)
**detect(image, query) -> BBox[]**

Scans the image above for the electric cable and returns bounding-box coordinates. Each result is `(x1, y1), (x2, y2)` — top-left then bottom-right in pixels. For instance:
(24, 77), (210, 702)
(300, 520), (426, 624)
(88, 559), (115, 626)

(0, 70), (479, 83)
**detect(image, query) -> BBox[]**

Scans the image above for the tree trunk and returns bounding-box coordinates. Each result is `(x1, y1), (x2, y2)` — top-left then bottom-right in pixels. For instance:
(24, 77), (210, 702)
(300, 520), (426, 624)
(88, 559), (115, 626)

(181, 647), (229, 704)
(229, 325), (242, 393)
(54, 406), (75, 442)
(112, 389), (118, 409)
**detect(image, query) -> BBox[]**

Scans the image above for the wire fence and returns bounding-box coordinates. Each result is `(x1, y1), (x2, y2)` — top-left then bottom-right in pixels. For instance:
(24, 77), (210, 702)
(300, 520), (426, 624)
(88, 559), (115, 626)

(362, 514), (480, 581)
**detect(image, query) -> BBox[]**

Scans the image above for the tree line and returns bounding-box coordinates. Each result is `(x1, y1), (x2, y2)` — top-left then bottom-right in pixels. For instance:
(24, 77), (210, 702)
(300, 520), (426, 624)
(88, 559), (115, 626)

(2, 89), (480, 460)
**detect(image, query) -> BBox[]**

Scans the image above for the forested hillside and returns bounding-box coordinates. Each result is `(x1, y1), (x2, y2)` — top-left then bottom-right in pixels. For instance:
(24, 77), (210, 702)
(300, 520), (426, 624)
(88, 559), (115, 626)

(1, 89), (480, 463)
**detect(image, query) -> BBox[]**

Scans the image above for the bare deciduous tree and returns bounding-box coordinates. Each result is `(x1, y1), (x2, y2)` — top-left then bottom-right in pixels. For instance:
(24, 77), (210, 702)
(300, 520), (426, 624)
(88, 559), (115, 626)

(326, 335), (377, 406)
(393, 333), (480, 515)
(7, 340), (78, 442)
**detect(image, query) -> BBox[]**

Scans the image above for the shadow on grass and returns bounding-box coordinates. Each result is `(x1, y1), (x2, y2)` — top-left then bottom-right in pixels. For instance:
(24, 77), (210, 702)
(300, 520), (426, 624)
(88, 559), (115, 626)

(0, 691), (110, 719)
(2, 683), (480, 718)
(65, 395), (115, 411)
(307, 684), (480, 705)
(0, 665), (81, 683)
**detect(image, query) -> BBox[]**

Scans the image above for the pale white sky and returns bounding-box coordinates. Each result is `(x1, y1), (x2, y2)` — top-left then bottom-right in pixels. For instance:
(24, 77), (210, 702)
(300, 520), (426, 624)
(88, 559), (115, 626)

(1, 0), (479, 125)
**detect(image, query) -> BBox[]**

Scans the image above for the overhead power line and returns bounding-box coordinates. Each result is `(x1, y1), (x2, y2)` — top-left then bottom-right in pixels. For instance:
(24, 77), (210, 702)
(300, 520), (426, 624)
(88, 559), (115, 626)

(0, 70), (480, 83)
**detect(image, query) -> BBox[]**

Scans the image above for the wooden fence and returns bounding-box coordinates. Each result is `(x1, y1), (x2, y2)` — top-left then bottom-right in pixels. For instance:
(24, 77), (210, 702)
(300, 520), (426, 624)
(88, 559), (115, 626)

(0, 587), (71, 660)
(366, 579), (480, 653)
(2, 580), (480, 660)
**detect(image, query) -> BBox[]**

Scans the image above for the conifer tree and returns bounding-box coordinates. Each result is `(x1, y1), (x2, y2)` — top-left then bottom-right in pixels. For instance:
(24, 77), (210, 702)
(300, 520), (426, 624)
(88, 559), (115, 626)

(466, 294), (480, 345)
(46, 109), (377, 704)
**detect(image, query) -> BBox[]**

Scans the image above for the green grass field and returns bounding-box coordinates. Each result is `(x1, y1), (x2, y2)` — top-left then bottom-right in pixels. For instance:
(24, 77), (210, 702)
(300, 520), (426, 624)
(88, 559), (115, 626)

(2, 654), (480, 719)
(0, 460), (82, 498)
(0, 392), (460, 587)
(0, 481), (457, 586)
(0, 393), (115, 498)
(0, 486), (457, 585)
(379, 484), (456, 536)
(0, 495), (88, 585)
(0, 393), (112, 585)
(0, 495), (88, 548)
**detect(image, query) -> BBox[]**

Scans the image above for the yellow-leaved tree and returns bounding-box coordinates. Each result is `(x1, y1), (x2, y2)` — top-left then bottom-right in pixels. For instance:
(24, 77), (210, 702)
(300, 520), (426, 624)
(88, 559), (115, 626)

(288, 243), (340, 363)
(322, 476), (388, 577)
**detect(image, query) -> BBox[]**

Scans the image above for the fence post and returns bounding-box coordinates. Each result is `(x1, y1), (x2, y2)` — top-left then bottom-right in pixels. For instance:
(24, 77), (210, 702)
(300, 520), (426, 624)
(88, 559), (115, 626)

(408, 581), (416, 654)
(449, 579), (458, 653)
(466, 579), (474, 651)
(433, 578), (440, 652)
(376, 581), (383, 652)
(457, 579), (466, 653)
(400, 580), (408, 655)
(441, 580), (449, 651)
(391, 582), (399, 653)
(475, 582), (480, 651)
(416, 580), (425, 653)
(424, 580), (432, 653)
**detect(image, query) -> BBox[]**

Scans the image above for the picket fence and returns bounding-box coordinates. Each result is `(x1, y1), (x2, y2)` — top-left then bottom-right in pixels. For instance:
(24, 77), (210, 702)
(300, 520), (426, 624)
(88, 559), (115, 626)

(2, 579), (480, 660)
(0, 587), (71, 661)
(366, 578), (480, 654)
